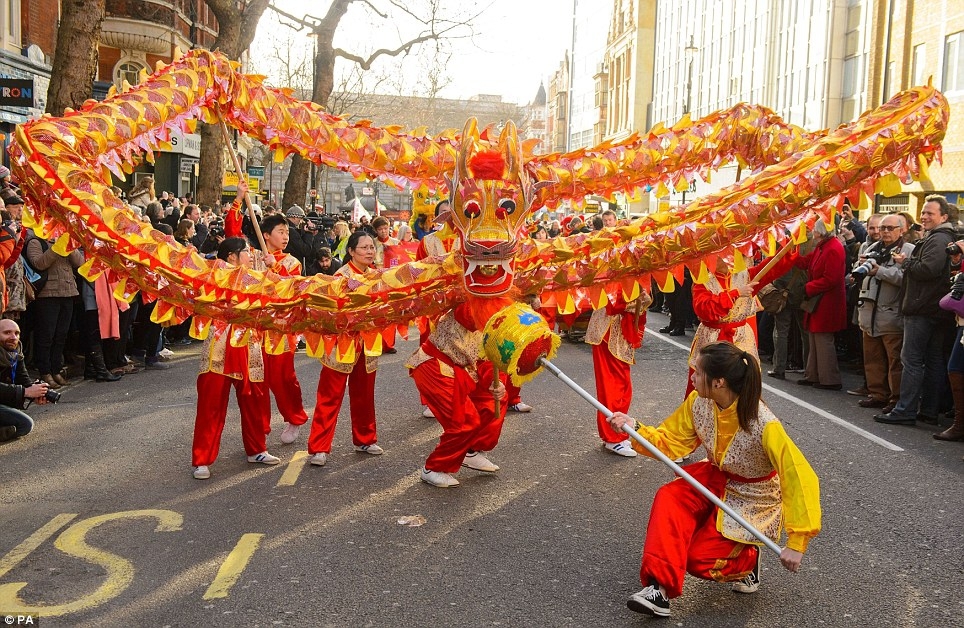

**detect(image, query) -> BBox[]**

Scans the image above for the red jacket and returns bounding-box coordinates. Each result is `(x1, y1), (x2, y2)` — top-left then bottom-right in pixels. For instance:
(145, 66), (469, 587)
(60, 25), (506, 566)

(796, 236), (847, 333)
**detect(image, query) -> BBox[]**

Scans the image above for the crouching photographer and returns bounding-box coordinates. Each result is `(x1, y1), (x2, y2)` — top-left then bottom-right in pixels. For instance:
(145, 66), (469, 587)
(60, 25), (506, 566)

(0, 319), (55, 442)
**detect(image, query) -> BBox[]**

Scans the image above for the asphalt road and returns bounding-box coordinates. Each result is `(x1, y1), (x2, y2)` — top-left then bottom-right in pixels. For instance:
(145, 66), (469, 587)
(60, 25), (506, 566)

(2, 312), (963, 627)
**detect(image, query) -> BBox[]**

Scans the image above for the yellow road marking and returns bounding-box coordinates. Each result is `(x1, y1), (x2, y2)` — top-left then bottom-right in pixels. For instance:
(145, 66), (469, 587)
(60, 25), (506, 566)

(276, 450), (309, 487)
(0, 509), (182, 617)
(0, 513), (77, 580)
(203, 533), (264, 600)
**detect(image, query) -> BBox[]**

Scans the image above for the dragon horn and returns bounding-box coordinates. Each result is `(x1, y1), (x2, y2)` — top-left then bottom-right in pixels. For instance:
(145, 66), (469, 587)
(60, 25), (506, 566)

(499, 120), (521, 180)
(457, 118), (479, 183)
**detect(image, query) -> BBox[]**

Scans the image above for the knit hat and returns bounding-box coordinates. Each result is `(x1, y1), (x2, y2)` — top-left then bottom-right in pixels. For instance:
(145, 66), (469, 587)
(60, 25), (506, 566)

(285, 205), (306, 218)
(0, 166), (9, 179)
(0, 188), (23, 205)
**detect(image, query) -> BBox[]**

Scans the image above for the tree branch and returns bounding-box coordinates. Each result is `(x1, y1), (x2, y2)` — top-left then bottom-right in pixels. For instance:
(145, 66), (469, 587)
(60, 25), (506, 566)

(333, 30), (440, 69)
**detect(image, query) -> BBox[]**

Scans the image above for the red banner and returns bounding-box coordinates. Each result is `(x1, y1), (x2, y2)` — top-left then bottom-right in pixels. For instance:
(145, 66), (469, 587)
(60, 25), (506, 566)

(383, 241), (420, 268)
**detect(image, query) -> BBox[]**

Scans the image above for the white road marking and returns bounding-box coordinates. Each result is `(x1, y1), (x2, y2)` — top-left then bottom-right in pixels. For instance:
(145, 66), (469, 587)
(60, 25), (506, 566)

(644, 326), (904, 451)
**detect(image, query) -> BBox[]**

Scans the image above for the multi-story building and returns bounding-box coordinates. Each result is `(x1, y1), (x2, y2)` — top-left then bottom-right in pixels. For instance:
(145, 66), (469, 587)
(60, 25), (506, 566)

(868, 0), (963, 212)
(315, 92), (528, 215)
(523, 83), (548, 152)
(568, 0), (614, 151)
(0, 0), (59, 166)
(98, 0), (220, 198)
(602, 0), (657, 215)
(546, 53), (570, 154)
(650, 0), (854, 211)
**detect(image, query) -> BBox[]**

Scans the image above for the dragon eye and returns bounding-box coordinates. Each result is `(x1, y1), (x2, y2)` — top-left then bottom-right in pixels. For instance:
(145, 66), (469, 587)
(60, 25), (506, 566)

(496, 199), (516, 219)
(464, 200), (482, 219)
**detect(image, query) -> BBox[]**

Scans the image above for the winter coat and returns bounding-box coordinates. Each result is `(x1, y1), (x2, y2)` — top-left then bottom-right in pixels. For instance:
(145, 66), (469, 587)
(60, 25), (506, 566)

(0, 343), (34, 409)
(282, 221), (316, 273)
(796, 235), (847, 333)
(856, 240), (915, 335)
(900, 222), (957, 317)
(24, 235), (83, 298)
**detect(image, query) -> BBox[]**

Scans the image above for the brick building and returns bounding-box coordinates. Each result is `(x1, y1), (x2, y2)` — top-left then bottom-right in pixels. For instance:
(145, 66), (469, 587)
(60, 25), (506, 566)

(0, 0), (59, 166)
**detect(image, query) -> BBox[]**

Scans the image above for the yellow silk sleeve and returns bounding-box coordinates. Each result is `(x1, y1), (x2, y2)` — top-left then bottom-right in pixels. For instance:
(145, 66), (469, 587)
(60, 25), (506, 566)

(630, 391), (703, 460)
(762, 421), (822, 553)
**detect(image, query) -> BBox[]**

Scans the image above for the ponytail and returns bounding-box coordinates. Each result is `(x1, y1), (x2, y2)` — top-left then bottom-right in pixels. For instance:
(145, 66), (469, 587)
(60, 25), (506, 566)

(698, 342), (762, 431)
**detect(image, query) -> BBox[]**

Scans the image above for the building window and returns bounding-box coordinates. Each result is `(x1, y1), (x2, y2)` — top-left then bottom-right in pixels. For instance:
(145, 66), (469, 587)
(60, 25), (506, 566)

(944, 31), (964, 93)
(911, 44), (926, 86)
(3, 0), (21, 52)
(114, 60), (146, 88)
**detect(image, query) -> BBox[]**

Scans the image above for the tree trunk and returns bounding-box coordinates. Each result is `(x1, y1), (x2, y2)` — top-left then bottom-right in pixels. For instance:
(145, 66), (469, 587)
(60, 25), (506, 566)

(281, 0), (349, 211)
(195, 0), (271, 210)
(45, 0), (106, 116)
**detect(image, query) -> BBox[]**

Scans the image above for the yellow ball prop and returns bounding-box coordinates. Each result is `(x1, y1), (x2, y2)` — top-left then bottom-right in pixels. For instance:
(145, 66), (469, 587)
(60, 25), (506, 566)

(481, 302), (561, 387)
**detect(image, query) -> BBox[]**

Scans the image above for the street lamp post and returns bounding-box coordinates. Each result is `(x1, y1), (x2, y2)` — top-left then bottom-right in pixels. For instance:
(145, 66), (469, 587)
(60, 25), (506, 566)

(683, 35), (697, 116)
(682, 36), (698, 206)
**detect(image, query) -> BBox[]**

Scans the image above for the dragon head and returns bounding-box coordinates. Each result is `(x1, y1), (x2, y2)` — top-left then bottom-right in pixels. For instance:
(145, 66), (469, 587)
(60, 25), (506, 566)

(444, 119), (551, 297)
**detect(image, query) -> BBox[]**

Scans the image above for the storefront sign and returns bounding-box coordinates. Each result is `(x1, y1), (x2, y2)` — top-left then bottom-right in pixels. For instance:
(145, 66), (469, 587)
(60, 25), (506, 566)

(0, 78), (35, 107)
(168, 128), (201, 157)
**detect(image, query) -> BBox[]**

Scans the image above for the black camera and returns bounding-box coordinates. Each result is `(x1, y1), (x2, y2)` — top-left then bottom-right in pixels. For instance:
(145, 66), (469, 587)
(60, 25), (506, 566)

(34, 380), (61, 403)
(208, 221), (225, 239)
(947, 243), (962, 256)
(851, 249), (890, 278)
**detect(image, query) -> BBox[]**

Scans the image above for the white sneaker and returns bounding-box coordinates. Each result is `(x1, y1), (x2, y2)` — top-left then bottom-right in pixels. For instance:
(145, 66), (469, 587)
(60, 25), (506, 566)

(309, 452), (328, 466)
(422, 406), (435, 419)
(420, 467), (460, 487)
(280, 423), (301, 444)
(158, 348), (175, 359)
(605, 439), (638, 457)
(509, 402), (533, 413)
(247, 451), (281, 465)
(732, 550), (761, 593)
(193, 465), (211, 480)
(354, 443), (384, 455)
(627, 584), (671, 617)
(462, 451), (500, 472)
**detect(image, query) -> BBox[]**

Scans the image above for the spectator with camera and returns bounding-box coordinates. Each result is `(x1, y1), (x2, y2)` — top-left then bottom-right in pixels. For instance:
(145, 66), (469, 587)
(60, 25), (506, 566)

(0, 319), (52, 442)
(183, 204), (208, 248)
(852, 214), (915, 411)
(876, 195), (958, 426)
(281, 205), (317, 273)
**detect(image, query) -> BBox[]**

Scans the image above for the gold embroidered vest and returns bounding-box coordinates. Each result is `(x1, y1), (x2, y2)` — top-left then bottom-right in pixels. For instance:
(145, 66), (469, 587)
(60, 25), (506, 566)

(690, 396), (783, 545)
(405, 312), (483, 380)
(584, 295), (652, 365)
(321, 263), (378, 374)
(689, 270), (761, 369)
(198, 326), (265, 382)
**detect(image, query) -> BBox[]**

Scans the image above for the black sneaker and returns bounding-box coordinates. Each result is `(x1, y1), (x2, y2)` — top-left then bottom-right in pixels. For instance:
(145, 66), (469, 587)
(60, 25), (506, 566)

(627, 584), (670, 617)
(732, 549), (761, 593)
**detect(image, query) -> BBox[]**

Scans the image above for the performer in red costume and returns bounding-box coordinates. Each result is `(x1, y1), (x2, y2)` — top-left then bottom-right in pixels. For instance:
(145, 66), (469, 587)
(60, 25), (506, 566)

(191, 238), (279, 480)
(305, 230), (384, 467)
(585, 290), (652, 456)
(371, 216), (400, 354)
(414, 199), (457, 419)
(686, 253), (795, 396)
(609, 342), (821, 618)
(408, 296), (510, 488)
(256, 214), (310, 444)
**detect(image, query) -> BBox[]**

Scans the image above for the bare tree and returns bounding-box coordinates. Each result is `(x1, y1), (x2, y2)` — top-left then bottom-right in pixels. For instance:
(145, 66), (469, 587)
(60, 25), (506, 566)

(195, 0), (272, 210)
(272, 0), (483, 210)
(45, 0), (106, 116)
